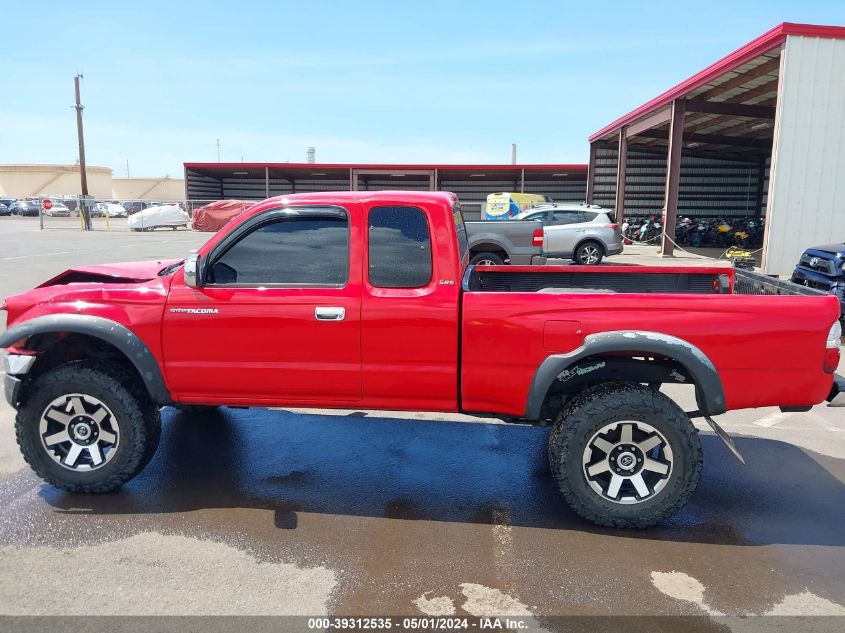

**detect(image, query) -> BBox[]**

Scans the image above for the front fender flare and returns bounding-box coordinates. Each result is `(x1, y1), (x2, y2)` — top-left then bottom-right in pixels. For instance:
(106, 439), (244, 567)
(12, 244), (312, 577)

(0, 314), (172, 405)
(525, 330), (726, 420)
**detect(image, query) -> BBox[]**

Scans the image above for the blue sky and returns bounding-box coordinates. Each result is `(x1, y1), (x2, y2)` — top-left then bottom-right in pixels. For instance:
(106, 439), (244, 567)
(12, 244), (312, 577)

(2, 1), (844, 177)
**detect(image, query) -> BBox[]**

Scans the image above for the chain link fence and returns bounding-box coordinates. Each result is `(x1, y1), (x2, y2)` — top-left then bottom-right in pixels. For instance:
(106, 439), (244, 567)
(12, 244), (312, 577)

(21, 197), (229, 232)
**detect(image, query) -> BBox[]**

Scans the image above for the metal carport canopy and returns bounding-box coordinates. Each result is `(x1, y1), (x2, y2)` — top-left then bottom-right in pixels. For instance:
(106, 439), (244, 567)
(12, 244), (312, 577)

(587, 22), (845, 257)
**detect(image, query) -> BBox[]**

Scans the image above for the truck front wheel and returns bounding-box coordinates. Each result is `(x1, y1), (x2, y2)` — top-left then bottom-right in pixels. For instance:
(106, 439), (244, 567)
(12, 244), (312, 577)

(15, 361), (159, 493)
(548, 383), (702, 528)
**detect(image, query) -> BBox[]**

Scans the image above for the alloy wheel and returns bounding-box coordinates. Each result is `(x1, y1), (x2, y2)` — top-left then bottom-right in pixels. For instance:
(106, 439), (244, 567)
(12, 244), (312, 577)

(580, 245), (600, 264)
(39, 394), (120, 471)
(582, 421), (673, 504)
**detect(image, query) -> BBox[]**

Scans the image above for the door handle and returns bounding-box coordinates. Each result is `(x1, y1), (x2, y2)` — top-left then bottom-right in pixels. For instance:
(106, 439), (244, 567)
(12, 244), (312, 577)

(315, 306), (345, 321)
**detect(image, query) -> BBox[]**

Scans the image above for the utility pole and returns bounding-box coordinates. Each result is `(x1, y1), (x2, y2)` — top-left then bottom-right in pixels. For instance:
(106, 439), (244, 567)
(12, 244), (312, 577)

(74, 74), (92, 230)
(216, 138), (221, 162)
(510, 143), (517, 165)
(125, 159), (130, 178)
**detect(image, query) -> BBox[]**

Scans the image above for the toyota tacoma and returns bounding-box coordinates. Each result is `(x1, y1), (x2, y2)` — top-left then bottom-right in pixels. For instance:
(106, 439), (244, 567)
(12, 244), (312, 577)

(1, 191), (843, 528)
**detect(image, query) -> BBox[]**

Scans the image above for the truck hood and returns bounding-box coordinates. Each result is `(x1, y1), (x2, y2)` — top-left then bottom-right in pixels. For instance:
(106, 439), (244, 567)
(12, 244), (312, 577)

(2, 259), (179, 333)
(38, 259), (181, 287)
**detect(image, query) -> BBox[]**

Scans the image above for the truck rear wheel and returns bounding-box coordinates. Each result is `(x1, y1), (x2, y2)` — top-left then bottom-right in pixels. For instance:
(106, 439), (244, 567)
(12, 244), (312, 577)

(15, 361), (159, 493)
(469, 252), (505, 266)
(548, 383), (702, 528)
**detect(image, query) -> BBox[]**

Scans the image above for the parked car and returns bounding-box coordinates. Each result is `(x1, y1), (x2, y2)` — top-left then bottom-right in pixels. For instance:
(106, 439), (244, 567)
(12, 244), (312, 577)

(80, 203), (121, 218)
(517, 204), (623, 265)
(464, 218), (545, 265)
(122, 201), (151, 215)
(0, 198), (15, 211)
(44, 202), (71, 217)
(0, 203), (10, 216)
(1, 191), (842, 530)
(74, 203), (102, 218)
(10, 200), (40, 217)
(102, 202), (128, 218)
(127, 204), (190, 231)
(791, 243), (845, 318)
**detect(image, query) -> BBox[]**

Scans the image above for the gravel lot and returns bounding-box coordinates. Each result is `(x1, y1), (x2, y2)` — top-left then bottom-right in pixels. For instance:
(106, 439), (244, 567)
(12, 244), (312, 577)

(0, 216), (843, 628)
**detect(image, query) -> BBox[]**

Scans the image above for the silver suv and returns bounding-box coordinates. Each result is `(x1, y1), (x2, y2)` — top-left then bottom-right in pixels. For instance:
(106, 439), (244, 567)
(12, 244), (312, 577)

(516, 204), (623, 265)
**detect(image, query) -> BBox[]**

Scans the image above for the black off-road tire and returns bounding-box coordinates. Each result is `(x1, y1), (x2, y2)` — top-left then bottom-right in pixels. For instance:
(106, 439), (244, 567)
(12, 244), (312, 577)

(548, 382), (702, 529)
(15, 361), (158, 493)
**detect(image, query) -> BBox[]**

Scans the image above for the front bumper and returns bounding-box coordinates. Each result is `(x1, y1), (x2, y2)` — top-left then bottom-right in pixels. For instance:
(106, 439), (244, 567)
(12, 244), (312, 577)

(826, 373), (845, 407)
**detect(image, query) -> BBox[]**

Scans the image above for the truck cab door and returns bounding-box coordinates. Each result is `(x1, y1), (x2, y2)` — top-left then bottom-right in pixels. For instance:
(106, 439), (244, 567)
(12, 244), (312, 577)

(360, 201), (461, 411)
(162, 204), (363, 405)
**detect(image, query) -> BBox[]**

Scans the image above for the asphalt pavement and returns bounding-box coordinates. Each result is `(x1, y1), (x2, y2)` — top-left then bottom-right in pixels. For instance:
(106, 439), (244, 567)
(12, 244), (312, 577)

(0, 216), (843, 629)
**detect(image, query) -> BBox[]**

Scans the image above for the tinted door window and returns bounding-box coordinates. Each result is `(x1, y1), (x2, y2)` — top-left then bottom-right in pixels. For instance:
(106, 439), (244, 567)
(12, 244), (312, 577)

(551, 211), (581, 225)
(211, 213), (348, 285)
(368, 206), (432, 288)
(524, 212), (547, 223)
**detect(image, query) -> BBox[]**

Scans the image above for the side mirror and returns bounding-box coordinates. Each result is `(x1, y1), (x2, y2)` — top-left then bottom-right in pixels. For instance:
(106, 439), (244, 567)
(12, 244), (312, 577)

(184, 254), (202, 287)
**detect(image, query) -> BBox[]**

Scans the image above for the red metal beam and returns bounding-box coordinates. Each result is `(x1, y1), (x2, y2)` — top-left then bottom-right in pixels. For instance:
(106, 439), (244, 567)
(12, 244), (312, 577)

(661, 100), (685, 257)
(685, 100), (775, 118)
(691, 56), (782, 101)
(625, 107), (672, 138)
(586, 143), (597, 204)
(639, 129), (772, 149)
(185, 162), (588, 172)
(615, 129), (628, 224)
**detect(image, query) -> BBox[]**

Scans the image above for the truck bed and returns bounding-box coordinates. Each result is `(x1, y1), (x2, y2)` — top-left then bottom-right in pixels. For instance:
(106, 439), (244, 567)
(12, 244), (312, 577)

(464, 265), (828, 296)
(465, 265), (730, 294)
(460, 265), (838, 417)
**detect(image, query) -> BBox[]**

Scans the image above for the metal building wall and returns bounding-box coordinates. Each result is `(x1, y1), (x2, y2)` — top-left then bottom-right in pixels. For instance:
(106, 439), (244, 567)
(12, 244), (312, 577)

(764, 35), (845, 275)
(591, 146), (763, 221)
(185, 166), (587, 221)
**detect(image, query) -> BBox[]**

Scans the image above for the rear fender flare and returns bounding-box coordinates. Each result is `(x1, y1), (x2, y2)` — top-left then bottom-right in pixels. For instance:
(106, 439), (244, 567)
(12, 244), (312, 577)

(469, 238), (509, 256)
(0, 314), (172, 405)
(525, 330), (725, 419)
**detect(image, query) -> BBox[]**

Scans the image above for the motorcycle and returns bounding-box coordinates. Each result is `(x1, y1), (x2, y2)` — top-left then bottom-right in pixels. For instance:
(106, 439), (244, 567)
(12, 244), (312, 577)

(675, 217), (694, 245)
(733, 218), (764, 247)
(638, 216), (662, 243)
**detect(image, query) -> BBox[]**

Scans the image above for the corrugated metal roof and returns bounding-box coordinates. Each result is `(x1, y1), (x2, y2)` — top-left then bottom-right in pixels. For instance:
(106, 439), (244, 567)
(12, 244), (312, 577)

(589, 22), (845, 143)
(185, 162), (588, 172)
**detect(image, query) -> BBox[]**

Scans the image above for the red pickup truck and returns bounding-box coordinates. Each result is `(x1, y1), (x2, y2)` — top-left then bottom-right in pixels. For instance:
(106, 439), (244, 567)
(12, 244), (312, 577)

(2, 191), (843, 528)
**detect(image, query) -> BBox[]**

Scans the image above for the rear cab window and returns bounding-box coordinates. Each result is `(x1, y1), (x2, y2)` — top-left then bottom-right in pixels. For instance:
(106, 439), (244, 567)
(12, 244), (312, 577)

(368, 206), (432, 288)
